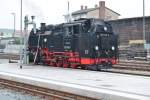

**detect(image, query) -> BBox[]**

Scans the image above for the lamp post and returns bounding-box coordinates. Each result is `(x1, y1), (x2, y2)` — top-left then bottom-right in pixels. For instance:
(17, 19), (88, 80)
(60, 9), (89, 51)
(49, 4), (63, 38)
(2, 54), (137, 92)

(143, 0), (147, 59)
(11, 13), (16, 37)
(142, 0), (150, 60)
(143, 0), (145, 45)
(20, 0), (23, 69)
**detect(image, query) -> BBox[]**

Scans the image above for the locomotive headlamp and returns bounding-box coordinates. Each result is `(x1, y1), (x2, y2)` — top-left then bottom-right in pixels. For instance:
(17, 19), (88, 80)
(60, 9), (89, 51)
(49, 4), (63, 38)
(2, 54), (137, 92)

(95, 46), (99, 50)
(112, 46), (115, 50)
(44, 38), (47, 42)
(104, 26), (107, 31)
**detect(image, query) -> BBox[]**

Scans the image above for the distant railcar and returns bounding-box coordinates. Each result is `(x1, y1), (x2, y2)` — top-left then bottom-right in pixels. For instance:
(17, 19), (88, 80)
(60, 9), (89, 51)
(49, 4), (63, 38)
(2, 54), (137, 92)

(28, 18), (118, 70)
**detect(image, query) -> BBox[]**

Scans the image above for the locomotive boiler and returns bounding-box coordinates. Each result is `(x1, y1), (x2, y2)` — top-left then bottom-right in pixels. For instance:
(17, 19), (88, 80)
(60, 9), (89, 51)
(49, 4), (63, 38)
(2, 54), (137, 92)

(28, 18), (118, 70)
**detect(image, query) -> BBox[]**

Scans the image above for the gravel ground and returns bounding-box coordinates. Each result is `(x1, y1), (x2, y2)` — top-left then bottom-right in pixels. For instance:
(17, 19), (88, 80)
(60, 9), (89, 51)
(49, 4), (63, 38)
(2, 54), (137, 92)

(0, 59), (46, 100)
(0, 85), (45, 100)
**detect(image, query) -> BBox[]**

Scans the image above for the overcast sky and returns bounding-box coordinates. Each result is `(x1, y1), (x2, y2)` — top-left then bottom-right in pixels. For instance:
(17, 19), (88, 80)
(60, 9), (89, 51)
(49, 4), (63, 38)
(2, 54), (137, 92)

(0, 0), (150, 29)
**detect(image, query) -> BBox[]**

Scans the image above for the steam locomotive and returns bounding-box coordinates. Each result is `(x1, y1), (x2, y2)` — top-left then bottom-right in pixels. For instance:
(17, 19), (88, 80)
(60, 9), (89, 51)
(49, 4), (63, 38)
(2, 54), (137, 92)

(28, 18), (118, 70)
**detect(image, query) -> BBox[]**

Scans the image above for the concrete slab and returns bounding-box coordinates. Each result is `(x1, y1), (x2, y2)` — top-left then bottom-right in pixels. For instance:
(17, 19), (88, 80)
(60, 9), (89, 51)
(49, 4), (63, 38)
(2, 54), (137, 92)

(0, 59), (9, 64)
(0, 63), (150, 100)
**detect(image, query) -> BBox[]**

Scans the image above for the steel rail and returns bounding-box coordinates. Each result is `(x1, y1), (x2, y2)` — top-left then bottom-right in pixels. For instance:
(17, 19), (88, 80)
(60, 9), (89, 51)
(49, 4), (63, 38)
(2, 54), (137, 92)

(0, 79), (97, 100)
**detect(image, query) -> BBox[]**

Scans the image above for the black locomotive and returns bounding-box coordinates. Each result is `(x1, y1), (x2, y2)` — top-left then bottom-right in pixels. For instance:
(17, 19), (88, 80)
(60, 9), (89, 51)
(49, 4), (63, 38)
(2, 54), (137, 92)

(28, 18), (118, 70)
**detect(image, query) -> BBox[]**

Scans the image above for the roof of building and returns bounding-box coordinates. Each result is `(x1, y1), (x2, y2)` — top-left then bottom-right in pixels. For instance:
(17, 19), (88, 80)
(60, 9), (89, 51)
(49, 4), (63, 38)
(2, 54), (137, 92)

(108, 16), (150, 22)
(72, 7), (120, 16)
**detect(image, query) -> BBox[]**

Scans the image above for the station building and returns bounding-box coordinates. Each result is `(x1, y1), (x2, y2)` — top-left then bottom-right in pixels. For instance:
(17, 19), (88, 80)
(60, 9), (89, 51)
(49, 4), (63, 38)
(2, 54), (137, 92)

(64, 1), (120, 22)
(109, 16), (150, 58)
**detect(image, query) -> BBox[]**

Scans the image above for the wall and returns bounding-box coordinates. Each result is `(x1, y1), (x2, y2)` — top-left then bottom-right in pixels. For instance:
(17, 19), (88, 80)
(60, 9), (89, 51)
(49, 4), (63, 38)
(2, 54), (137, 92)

(105, 9), (119, 21)
(108, 16), (150, 47)
(87, 9), (99, 19)
(87, 8), (119, 21)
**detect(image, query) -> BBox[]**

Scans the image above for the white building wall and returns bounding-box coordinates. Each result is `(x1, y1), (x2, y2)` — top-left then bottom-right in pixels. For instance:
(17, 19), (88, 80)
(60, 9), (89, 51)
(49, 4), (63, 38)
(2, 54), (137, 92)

(72, 9), (119, 21)
(87, 9), (99, 19)
(105, 9), (119, 20)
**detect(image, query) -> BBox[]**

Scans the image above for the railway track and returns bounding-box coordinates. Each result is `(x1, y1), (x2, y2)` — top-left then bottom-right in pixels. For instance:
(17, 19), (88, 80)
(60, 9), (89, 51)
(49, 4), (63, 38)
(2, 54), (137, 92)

(103, 60), (150, 76)
(113, 60), (150, 71)
(102, 69), (150, 77)
(0, 78), (98, 100)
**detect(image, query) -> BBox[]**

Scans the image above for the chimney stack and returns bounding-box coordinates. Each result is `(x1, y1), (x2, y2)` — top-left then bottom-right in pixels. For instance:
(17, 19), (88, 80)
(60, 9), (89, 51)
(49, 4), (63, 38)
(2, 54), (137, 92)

(81, 5), (83, 10)
(85, 6), (88, 9)
(40, 23), (46, 32)
(99, 1), (105, 20)
(99, 1), (105, 7)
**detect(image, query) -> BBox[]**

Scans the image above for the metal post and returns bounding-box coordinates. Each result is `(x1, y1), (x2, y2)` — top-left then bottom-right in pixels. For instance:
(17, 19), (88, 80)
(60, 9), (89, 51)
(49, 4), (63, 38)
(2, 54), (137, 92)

(143, 0), (145, 45)
(11, 13), (16, 37)
(143, 0), (146, 59)
(143, 0), (149, 60)
(67, 1), (70, 22)
(20, 0), (23, 69)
